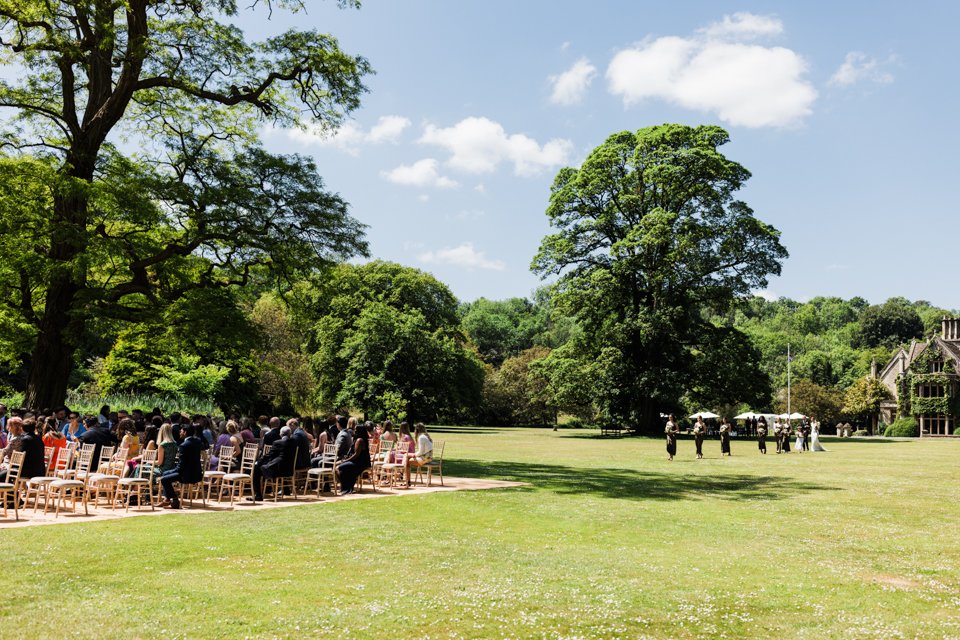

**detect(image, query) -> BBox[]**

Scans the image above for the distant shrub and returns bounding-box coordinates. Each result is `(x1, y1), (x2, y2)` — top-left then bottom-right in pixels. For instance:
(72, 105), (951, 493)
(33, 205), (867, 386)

(852, 429), (869, 437)
(884, 417), (919, 438)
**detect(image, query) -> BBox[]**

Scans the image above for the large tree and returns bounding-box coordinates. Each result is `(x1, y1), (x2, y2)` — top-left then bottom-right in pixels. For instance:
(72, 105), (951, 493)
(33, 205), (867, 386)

(532, 124), (787, 434)
(299, 261), (485, 423)
(0, 1), (370, 408)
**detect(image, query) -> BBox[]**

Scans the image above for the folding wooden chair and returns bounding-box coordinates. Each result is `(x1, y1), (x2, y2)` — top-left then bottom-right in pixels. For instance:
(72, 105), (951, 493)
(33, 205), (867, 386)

(0, 451), (26, 521)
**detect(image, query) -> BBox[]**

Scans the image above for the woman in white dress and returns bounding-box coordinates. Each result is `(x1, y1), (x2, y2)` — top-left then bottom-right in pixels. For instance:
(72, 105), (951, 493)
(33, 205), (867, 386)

(810, 419), (827, 452)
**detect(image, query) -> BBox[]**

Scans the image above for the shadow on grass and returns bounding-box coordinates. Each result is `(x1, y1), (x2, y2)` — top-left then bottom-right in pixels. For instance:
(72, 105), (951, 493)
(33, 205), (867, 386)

(447, 458), (838, 502)
(429, 426), (501, 435)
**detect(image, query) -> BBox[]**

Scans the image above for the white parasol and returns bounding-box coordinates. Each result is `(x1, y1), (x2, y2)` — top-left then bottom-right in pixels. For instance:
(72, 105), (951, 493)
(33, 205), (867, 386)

(689, 411), (720, 419)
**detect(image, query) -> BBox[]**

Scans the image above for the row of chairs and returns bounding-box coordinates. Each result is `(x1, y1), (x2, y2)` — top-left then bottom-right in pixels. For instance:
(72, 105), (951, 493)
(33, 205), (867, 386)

(0, 435), (446, 521)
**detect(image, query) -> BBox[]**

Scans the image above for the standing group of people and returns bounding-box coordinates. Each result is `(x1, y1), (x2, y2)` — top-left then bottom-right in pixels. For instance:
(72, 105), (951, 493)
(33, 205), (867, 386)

(664, 414), (827, 459)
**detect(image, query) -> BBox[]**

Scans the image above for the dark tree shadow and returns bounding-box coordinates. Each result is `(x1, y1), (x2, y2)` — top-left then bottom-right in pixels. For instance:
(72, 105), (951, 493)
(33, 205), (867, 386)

(429, 426), (501, 435)
(447, 458), (839, 502)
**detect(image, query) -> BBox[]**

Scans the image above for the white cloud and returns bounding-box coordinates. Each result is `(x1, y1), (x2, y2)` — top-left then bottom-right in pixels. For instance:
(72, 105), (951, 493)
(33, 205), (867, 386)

(367, 115), (412, 143)
(829, 52), (895, 87)
(281, 115), (410, 154)
(381, 158), (458, 189)
(418, 242), (506, 271)
(549, 58), (597, 105)
(474, 183), (486, 194)
(419, 116), (572, 176)
(606, 13), (816, 128)
(417, 194), (430, 202)
(700, 12), (783, 40)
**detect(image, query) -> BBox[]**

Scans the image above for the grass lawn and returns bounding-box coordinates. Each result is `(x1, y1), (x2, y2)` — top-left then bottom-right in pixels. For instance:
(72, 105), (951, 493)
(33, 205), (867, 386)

(3, 428), (960, 639)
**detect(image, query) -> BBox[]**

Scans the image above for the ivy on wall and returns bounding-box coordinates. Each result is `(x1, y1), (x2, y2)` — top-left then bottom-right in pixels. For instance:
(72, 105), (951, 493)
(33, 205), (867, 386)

(896, 343), (960, 418)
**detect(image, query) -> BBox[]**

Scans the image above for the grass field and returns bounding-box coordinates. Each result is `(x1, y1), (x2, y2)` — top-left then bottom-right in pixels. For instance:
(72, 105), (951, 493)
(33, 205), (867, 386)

(3, 428), (960, 639)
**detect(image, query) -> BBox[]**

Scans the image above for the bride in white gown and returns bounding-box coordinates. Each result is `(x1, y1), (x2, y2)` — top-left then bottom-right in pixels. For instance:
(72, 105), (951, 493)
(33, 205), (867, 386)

(810, 420), (827, 452)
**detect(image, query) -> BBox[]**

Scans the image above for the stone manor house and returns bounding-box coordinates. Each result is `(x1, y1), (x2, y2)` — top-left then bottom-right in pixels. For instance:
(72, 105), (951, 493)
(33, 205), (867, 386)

(875, 317), (960, 436)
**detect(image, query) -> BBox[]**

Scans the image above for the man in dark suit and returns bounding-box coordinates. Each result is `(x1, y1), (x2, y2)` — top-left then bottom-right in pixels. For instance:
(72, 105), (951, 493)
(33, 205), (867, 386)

(262, 417), (283, 447)
(251, 426), (297, 501)
(159, 424), (206, 509)
(291, 419), (312, 471)
(79, 416), (118, 467)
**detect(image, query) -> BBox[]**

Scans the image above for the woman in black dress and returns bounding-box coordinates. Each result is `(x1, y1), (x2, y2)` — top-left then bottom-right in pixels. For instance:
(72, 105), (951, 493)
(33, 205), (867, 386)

(756, 416), (767, 454)
(664, 415), (679, 461)
(719, 418), (732, 456)
(693, 416), (705, 459)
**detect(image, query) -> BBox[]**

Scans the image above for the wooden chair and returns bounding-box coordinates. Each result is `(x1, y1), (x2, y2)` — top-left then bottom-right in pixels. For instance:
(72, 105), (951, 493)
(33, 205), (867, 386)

(47, 448), (95, 516)
(306, 444), (338, 497)
(380, 449), (407, 488)
(373, 439), (395, 485)
(85, 467), (121, 510)
(0, 450), (26, 521)
(263, 447), (297, 502)
(357, 466), (377, 493)
(44, 446), (55, 470)
(179, 450), (209, 508)
(203, 445), (234, 500)
(104, 446), (129, 477)
(94, 446), (116, 475)
(117, 459), (155, 511)
(415, 440), (445, 487)
(27, 445), (75, 512)
(219, 444), (257, 505)
(56, 443), (92, 479)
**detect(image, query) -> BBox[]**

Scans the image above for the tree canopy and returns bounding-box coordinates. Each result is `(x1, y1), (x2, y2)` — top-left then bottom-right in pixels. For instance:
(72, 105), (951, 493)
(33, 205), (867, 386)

(532, 124), (787, 433)
(0, 0), (371, 408)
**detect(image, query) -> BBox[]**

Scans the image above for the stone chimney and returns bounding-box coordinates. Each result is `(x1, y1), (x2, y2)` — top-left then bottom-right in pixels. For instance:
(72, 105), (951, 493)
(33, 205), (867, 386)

(943, 317), (960, 342)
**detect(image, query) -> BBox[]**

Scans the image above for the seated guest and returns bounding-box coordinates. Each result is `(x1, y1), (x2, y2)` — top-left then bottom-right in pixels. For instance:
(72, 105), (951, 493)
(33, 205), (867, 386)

(159, 424), (206, 509)
(0, 416), (24, 480)
(116, 419), (139, 476)
(250, 426), (297, 501)
(290, 418), (312, 472)
(128, 423), (160, 477)
(405, 423), (433, 487)
(61, 411), (86, 442)
(211, 420), (242, 471)
(151, 423), (178, 478)
(18, 418), (47, 481)
(262, 417), (283, 447)
(42, 416), (67, 471)
(79, 416), (118, 466)
(239, 418), (256, 445)
(396, 422), (415, 457)
(380, 420), (396, 443)
(336, 423), (371, 495)
(335, 417), (356, 460)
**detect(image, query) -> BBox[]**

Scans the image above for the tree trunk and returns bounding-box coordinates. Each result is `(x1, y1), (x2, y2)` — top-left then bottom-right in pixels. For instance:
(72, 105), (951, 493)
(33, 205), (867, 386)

(23, 157), (93, 410)
(23, 274), (83, 410)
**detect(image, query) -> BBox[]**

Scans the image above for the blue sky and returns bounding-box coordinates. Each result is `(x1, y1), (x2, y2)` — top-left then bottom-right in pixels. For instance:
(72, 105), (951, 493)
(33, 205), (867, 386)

(245, 1), (959, 309)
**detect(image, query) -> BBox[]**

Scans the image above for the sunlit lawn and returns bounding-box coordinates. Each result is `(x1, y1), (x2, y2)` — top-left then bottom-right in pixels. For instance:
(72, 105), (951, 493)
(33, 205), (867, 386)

(3, 427), (959, 639)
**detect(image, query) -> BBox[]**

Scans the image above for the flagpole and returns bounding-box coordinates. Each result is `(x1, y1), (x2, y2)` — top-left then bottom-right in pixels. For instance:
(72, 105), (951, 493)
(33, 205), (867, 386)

(787, 343), (791, 419)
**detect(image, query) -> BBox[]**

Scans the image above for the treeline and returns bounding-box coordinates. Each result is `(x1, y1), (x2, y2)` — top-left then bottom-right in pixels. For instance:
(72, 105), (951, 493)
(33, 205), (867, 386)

(0, 251), (952, 429)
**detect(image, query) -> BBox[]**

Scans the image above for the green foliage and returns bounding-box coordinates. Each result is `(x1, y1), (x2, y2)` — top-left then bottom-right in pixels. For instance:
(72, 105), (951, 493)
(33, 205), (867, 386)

(852, 429), (869, 437)
(151, 354), (231, 399)
(302, 262), (484, 422)
(250, 293), (314, 414)
(531, 124), (787, 433)
(855, 298), (924, 348)
(842, 376), (891, 418)
(0, 0), (372, 408)
(461, 297), (549, 366)
(884, 416), (919, 437)
(776, 378), (845, 425)
(480, 346), (556, 426)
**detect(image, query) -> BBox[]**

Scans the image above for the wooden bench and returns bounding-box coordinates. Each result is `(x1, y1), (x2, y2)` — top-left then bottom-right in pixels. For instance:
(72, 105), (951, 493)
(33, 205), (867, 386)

(600, 424), (624, 437)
